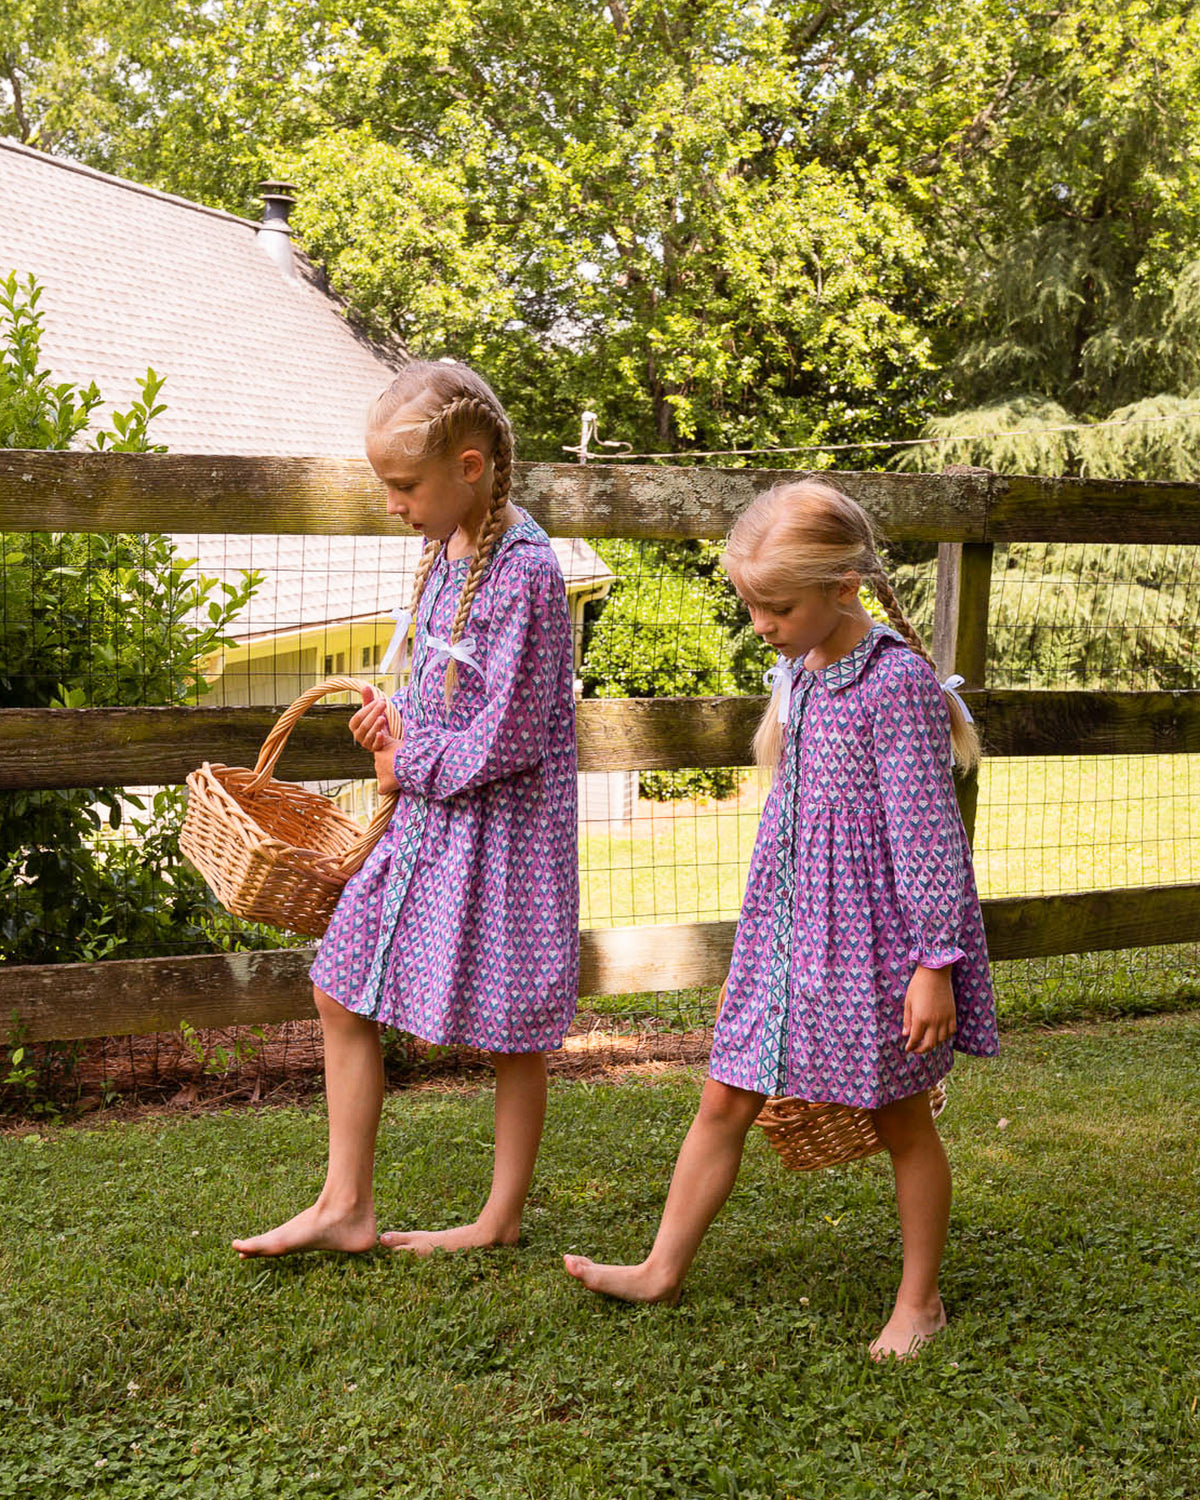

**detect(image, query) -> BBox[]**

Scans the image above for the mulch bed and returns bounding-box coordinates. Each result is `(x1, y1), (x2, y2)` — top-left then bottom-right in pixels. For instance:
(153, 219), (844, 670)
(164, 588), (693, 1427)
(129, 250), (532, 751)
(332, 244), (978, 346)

(3, 1013), (714, 1125)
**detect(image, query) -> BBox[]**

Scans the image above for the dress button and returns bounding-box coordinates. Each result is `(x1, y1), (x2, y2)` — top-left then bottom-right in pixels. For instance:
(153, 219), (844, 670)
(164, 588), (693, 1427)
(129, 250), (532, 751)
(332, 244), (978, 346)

(771, 1005), (782, 1016)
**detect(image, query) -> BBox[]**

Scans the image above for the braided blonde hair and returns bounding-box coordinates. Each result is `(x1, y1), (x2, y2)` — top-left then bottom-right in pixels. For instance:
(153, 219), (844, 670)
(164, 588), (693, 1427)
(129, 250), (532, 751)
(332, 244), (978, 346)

(369, 361), (515, 702)
(723, 479), (981, 773)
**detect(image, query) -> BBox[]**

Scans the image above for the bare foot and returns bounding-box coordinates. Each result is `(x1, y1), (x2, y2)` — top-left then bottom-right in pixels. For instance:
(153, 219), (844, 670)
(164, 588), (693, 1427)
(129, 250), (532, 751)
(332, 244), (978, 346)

(561, 1254), (681, 1305)
(232, 1202), (377, 1259)
(869, 1298), (947, 1362)
(378, 1221), (520, 1256)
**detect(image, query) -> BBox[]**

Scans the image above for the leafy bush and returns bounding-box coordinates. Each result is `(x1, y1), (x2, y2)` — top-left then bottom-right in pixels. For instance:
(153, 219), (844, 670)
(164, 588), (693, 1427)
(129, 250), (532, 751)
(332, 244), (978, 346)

(580, 538), (767, 800)
(0, 270), (262, 963)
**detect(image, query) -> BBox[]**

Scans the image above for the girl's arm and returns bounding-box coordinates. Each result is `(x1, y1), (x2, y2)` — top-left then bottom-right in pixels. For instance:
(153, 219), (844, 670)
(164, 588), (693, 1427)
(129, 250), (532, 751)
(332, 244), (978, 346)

(870, 655), (970, 974)
(392, 559), (570, 801)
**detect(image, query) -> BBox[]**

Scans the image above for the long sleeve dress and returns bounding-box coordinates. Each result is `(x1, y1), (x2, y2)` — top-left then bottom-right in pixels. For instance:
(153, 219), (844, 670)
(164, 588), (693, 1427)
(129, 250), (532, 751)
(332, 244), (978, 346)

(309, 510), (579, 1053)
(709, 624), (998, 1107)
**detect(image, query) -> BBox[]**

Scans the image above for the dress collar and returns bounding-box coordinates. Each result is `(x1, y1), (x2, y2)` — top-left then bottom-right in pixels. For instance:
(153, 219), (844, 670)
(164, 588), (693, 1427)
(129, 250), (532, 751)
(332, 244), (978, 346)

(776, 622), (905, 693)
(442, 506), (543, 570)
(813, 622), (906, 689)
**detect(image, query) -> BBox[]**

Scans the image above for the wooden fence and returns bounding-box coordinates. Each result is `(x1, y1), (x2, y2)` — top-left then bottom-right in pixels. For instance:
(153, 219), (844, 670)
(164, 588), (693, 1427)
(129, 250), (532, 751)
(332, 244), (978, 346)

(1, 452), (1199, 1044)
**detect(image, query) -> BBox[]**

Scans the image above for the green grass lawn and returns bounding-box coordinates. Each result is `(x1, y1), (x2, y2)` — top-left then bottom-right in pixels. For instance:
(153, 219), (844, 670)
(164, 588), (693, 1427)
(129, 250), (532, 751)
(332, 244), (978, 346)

(3, 1012), (1200, 1498)
(579, 754), (1200, 928)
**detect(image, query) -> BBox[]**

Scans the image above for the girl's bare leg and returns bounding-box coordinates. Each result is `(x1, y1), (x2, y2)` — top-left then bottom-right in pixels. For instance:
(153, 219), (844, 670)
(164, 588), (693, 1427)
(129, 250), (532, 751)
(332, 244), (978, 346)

(232, 988), (383, 1257)
(563, 1079), (766, 1303)
(868, 1090), (951, 1359)
(381, 1050), (547, 1255)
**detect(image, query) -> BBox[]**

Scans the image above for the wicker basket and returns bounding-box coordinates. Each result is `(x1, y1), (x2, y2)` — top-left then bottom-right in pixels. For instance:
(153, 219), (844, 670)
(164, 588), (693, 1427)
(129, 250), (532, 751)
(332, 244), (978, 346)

(716, 980), (948, 1171)
(180, 676), (402, 938)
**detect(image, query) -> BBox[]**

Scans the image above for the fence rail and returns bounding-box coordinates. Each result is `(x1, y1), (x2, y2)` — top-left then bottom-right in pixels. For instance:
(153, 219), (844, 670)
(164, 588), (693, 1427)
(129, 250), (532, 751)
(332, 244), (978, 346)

(4, 881), (1200, 1043)
(2, 690), (1199, 791)
(5, 451), (1200, 541)
(2, 454), (1199, 1044)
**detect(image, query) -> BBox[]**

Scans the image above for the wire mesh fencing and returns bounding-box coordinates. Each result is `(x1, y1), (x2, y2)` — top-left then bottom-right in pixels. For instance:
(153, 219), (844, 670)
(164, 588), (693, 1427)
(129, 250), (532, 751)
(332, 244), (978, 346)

(2, 527), (1198, 1109)
(897, 540), (1200, 1020)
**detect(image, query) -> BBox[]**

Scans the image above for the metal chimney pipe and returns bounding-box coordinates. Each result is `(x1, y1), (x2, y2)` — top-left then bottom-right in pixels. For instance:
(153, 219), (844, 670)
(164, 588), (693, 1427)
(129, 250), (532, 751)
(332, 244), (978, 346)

(256, 180), (297, 277)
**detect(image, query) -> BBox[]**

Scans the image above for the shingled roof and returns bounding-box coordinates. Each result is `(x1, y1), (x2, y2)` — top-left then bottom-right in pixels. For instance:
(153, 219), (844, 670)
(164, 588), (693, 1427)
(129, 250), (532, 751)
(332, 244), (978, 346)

(0, 138), (402, 456)
(1, 141), (617, 650)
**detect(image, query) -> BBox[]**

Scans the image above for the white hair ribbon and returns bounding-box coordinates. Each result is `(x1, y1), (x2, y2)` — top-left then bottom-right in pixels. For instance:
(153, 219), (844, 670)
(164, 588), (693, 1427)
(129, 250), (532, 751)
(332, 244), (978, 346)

(425, 634), (484, 681)
(763, 657), (795, 727)
(940, 672), (975, 724)
(379, 608), (413, 674)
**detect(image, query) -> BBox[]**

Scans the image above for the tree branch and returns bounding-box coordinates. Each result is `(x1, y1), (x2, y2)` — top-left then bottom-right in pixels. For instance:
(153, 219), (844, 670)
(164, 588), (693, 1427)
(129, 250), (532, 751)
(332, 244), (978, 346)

(2, 57), (32, 143)
(912, 65), (1027, 176)
(789, 4), (845, 57)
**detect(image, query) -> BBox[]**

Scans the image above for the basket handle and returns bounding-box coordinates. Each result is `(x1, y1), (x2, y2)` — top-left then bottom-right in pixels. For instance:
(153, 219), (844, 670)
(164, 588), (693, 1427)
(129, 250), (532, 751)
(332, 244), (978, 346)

(246, 675), (406, 880)
(248, 675), (403, 793)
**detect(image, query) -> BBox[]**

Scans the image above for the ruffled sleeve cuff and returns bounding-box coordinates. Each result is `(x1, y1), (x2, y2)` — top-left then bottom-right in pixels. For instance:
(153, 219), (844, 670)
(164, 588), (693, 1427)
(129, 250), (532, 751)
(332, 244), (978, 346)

(392, 721), (447, 798)
(909, 944), (966, 970)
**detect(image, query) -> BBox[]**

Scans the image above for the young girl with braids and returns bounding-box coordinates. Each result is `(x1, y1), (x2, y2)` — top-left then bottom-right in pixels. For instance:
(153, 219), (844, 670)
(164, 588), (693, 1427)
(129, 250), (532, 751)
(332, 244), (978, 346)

(234, 362), (578, 1259)
(564, 479), (998, 1359)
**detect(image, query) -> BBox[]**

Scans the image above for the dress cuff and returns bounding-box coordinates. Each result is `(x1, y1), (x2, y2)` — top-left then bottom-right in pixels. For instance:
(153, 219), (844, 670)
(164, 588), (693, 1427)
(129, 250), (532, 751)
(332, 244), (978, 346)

(392, 724), (438, 798)
(909, 945), (965, 970)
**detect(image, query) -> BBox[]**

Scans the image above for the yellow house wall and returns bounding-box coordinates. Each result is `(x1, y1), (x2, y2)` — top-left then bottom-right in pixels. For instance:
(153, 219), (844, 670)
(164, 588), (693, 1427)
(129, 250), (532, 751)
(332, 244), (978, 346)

(203, 619), (404, 708)
(202, 587), (605, 708)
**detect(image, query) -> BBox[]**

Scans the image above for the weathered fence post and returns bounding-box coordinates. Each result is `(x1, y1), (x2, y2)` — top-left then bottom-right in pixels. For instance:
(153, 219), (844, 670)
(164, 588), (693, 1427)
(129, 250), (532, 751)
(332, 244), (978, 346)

(931, 533), (994, 845)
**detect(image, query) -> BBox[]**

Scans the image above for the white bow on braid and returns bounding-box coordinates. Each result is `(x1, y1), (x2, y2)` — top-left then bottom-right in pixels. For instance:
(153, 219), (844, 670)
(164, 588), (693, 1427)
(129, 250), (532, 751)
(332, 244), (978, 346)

(379, 608), (413, 674)
(939, 673), (975, 724)
(763, 656), (797, 726)
(425, 634), (484, 681)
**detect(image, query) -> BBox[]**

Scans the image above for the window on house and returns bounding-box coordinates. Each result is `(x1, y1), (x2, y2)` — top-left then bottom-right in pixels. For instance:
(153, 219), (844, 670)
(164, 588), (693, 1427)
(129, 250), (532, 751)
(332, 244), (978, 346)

(323, 654), (333, 675)
(361, 646), (372, 668)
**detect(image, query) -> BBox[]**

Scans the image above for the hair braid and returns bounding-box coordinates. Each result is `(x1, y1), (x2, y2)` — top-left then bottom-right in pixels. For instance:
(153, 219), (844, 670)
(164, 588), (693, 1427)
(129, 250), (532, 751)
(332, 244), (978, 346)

(368, 361), (516, 701)
(867, 568), (938, 672)
(443, 418), (513, 702)
(869, 567), (980, 771)
(422, 394), (500, 455)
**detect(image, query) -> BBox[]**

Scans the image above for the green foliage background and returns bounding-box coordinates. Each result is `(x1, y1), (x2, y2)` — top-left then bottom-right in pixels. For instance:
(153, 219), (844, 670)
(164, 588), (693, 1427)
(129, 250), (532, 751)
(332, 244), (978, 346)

(0, 273), (263, 963)
(5, 0), (1198, 729)
(6, 0), (1199, 472)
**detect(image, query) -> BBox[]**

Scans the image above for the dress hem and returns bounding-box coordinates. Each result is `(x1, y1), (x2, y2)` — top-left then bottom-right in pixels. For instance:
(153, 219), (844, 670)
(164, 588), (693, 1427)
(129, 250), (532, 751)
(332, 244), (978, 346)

(312, 971), (571, 1054)
(706, 1052), (957, 1111)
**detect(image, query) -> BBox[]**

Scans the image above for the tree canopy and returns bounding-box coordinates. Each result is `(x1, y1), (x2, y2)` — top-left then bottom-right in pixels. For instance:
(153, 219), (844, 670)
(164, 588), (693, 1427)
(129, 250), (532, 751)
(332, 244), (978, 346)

(10, 2), (1198, 474)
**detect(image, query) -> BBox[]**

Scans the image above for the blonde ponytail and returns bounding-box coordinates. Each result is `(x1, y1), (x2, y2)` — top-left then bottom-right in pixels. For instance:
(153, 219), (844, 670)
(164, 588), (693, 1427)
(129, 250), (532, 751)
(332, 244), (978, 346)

(725, 480), (981, 775)
(752, 696), (787, 774)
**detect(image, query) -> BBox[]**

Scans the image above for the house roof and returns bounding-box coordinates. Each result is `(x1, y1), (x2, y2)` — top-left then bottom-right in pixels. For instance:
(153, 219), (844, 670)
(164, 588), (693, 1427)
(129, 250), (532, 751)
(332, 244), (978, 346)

(0, 138), (402, 456)
(172, 533), (616, 645)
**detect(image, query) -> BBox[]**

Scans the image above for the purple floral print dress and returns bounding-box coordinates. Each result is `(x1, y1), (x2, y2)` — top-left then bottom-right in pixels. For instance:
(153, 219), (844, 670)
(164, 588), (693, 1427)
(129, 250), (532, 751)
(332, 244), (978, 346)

(310, 510), (579, 1053)
(709, 624), (998, 1107)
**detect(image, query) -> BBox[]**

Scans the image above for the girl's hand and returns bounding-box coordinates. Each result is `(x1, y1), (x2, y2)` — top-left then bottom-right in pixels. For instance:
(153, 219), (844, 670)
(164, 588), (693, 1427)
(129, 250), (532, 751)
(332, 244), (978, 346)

(349, 687), (401, 754)
(349, 687), (403, 795)
(903, 966), (957, 1054)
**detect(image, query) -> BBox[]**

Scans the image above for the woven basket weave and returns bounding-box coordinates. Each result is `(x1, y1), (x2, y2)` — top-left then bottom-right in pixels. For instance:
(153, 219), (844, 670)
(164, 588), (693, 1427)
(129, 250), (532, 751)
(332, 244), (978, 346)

(716, 981), (948, 1171)
(180, 676), (402, 938)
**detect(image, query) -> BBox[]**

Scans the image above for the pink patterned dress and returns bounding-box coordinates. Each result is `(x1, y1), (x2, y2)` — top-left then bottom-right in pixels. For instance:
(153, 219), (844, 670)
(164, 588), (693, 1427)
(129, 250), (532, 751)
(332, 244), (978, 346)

(710, 624), (998, 1107)
(310, 510), (579, 1052)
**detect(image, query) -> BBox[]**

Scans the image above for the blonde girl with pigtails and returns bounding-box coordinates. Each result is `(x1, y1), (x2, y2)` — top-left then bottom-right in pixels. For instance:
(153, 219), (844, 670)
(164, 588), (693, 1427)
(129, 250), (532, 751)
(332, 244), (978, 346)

(235, 362), (579, 1260)
(565, 479), (998, 1361)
